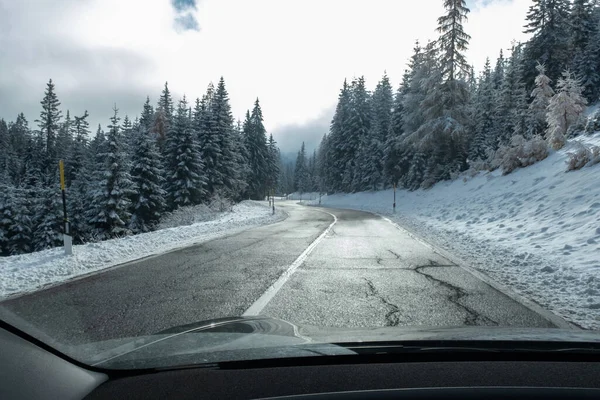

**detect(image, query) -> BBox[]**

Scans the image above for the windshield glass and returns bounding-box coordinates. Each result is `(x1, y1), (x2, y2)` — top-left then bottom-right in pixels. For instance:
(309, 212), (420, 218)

(1, 0), (600, 369)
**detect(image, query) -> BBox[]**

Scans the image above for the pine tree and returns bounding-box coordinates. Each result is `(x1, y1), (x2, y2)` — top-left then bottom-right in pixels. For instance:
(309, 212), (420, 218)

(574, 12), (600, 101)
(316, 134), (329, 193)
(154, 82), (174, 151)
(437, 0), (472, 82)
(56, 110), (73, 165)
(89, 106), (133, 239)
(529, 63), (555, 138)
(0, 186), (14, 255)
(362, 73), (393, 190)
(36, 79), (62, 170)
(470, 58), (495, 161)
(547, 71), (588, 149)
(570, 0), (595, 54)
(327, 80), (352, 192)
(209, 77), (239, 196)
(522, 0), (572, 86)
(67, 110), (91, 186)
(346, 77), (371, 192)
(129, 124), (166, 233)
(266, 134), (280, 193)
(243, 100), (270, 199)
(69, 168), (91, 244)
(165, 97), (207, 208)
(294, 142), (308, 193)
(32, 188), (63, 251)
(8, 188), (33, 255)
(140, 96), (155, 133)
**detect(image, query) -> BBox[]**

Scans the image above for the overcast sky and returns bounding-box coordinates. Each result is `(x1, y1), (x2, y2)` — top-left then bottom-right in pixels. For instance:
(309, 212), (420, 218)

(0, 0), (530, 152)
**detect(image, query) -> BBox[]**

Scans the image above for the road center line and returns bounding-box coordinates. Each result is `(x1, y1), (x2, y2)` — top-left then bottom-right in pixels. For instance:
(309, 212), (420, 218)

(242, 210), (338, 316)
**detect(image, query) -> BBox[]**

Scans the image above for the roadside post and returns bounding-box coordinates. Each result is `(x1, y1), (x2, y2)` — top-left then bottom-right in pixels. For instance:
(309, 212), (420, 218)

(272, 189), (275, 215)
(59, 160), (72, 256)
(393, 183), (396, 213)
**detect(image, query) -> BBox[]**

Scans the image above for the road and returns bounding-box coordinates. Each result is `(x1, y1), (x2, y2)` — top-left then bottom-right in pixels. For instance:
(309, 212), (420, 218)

(0, 202), (559, 345)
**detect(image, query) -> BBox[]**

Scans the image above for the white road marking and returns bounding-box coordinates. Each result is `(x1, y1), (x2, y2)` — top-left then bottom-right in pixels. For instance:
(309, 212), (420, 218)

(243, 210), (338, 316)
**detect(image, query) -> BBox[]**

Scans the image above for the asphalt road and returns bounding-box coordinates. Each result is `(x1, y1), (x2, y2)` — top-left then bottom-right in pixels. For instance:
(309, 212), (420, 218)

(1, 202), (558, 345)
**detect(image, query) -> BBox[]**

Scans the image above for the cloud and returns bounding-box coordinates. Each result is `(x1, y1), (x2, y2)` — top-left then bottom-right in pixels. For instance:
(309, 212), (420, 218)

(171, 0), (200, 31)
(1, 0), (532, 142)
(171, 0), (198, 12)
(271, 106), (334, 154)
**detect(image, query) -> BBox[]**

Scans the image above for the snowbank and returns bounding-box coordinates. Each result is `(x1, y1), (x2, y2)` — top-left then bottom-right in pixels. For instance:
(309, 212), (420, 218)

(286, 192), (321, 201)
(0, 201), (285, 299)
(313, 135), (600, 330)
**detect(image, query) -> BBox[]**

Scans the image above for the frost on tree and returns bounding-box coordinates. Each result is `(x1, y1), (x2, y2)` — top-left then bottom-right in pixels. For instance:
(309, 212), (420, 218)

(529, 63), (555, 138)
(130, 123), (166, 233)
(89, 106), (134, 239)
(165, 97), (207, 208)
(546, 71), (587, 150)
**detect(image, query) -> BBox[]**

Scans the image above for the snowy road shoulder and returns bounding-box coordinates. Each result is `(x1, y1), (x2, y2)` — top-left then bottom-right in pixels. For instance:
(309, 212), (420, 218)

(0, 201), (286, 299)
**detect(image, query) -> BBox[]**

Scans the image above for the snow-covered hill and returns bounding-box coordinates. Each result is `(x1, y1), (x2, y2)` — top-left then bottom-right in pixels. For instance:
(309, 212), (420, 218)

(314, 134), (600, 329)
(0, 201), (284, 299)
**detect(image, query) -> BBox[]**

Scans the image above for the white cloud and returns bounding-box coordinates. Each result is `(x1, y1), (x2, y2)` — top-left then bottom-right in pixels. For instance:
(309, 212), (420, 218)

(1, 0), (532, 138)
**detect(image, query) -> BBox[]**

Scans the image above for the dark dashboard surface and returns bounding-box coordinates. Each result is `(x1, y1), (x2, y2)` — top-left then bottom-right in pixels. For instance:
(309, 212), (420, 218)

(85, 360), (600, 400)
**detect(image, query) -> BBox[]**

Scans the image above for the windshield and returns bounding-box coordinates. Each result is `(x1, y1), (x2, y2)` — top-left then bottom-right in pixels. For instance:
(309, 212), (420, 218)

(1, 0), (600, 369)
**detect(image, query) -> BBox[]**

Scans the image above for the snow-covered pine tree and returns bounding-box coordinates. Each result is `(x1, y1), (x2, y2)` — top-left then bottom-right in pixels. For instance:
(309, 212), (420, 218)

(210, 77), (240, 197)
(410, 0), (471, 186)
(244, 100), (270, 199)
(492, 44), (525, 146)
(32, 187), (63, 251)
(121, 115), (135, 154)
(384, 73), (409, 186)
(570, 0), (596, 56)
(195, 83), (222, 195)
(294, 142), (308, 193)
(362, 73), (393, 191)
(266, 134), (280, 193)
(140, 96), (155, 133)
(547, 71), (588, 149)
(574, 10), (600, 102)
(56, 110), (73, 167)
(8, 188), (33, 255)
(89, 106), (134, 239)
(67, 110), (91, 186)
(346, 76), (371, 192)
(36, 79), (62, 173)
(469, 58), (495, 161)
(154, 82), (174, 152)
(327, 80), (351, 193)
(165, 97), (207, 208)
(129, 123), (166, 233)
(529, 63), (555, 138)
(0, 186), (14, 255)
(69, 167), (91, 244)
(522, 0), (572, 86)
(316, 134), (329, 193)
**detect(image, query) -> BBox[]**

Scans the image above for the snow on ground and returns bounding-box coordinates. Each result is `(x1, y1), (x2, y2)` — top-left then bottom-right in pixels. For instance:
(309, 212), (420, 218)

(286, 192), (321, 201)
(0, 201), (285, 299)
(312, 135), (600, 330)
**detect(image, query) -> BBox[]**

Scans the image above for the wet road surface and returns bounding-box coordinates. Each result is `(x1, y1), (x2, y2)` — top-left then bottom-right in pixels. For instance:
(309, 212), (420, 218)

(1, 202), (559, 346)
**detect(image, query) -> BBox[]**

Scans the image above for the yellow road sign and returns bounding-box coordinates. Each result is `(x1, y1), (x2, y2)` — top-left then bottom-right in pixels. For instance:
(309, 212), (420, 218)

(59, 160), (65, 190)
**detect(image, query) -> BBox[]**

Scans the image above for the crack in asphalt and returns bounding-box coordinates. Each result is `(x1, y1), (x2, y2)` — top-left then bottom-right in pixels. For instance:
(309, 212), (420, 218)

(414, 260), (498, 326)
(387, 250), (401, 259)
(363, 278), (401, 327)
(375, 256), (383, 265)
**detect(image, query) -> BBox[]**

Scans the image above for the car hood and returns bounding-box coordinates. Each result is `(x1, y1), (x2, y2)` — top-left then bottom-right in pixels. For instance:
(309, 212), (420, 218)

(75, 316), (600, 369)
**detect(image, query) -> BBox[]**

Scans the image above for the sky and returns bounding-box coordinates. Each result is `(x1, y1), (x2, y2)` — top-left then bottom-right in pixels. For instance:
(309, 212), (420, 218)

(0, 0), (531, 152)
